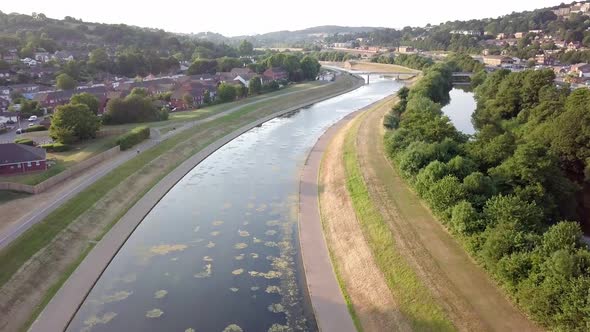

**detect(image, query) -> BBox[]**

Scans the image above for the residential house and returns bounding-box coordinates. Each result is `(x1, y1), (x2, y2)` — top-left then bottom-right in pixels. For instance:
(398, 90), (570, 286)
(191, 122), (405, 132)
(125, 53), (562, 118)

(234, 73), (256, 87)
(230, 68), (254, 77)
(0, 143), (47, 176)
(33, 90), (74, 110)
(567, 41), (581, 51)
(262, 67), (289, 83)
(450, 30), (482, 36)
(0, 98), (9, 111)
(535, 53), (556, 65)
(515, 32), (525, 39)
(571, 63), (590, 77)
(170, 82), (211, 110)
(52, 51), (75, 62)
(496, 33), (511, 40)
(34, 52), (51, 63)
(1, 50), (19, 63)
(0, 69), (12, 79)
(483, 55), (515, 67)
(10, 84), (40, 94)
(333, 42), (354, 49)
(397, 46), (415, 53)
(75, 86), (109, 113)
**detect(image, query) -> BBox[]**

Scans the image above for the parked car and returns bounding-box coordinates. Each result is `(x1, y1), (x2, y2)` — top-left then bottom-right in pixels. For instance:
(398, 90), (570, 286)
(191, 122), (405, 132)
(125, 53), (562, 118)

(16, 128), (23, 134)
(28, 115), (37, 122)
(28, 123), (35, 127)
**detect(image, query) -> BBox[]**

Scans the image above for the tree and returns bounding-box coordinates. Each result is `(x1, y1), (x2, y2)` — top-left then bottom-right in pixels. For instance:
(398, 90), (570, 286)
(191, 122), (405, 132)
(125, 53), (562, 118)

(217, 83), (236, 102)
(104, 94), (165, 124)
(248, 76), (262, 95)
(56, 73), (76, 90)
(71, 93), (100, 115)
(50, 103), (100, 143)
(300, 56), (321, 80)
(238, 40), (254, 55)
(217, 57), (242, 72)
(89, 48), (111, 71)
(183, 93), (193, 108)
(187, 59), (218, 75)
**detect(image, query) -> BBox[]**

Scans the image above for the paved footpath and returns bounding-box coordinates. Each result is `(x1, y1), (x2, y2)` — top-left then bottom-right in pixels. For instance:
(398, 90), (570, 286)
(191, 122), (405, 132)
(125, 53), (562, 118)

(299, 111), (362, 332)
(0, 80), (347, 250)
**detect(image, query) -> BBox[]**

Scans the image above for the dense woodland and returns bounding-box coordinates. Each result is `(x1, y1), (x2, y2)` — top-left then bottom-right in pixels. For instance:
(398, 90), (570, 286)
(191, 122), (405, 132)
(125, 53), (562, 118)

(384, 58), (590, 330)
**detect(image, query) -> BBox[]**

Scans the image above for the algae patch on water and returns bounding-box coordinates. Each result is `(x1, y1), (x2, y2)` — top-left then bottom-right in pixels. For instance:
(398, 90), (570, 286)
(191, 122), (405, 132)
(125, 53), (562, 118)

(264, 241), (278, 247)
(248, 270), (282, 279)
(234, 254), (245, 260)
(265, 285), (281, 294)
(210, 231), (221, 236)
(222, 324), (243, 332)
(232, 268), (244, 275)
(266, 220), (280, 227)
(238, 229), (250, 237)
(185, 329), (195, 332)
(249, 253), (259, 259)
(194, 264), (212, 278)
(268, 324), (289, 332)
(234, 242), (248, 249)
(268, 303), (285, 313)
(81, 312), (117, 332)
(212, 220), (224, 226)
(265, 230), (277, 236)
(203, 256), (214, 262)
(206, 241), (216, 248)
(100, 290), (132, 304)
(154, 290), (168, 299)
(149, 244), (188, 255)
(230, 287), (239, 292)
(145, 308), (164, 318)
(250, 286), (260, 291)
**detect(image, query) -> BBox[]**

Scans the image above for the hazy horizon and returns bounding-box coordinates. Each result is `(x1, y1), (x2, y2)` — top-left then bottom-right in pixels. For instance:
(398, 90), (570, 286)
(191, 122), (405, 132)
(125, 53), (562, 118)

(2, 0), (566, 37)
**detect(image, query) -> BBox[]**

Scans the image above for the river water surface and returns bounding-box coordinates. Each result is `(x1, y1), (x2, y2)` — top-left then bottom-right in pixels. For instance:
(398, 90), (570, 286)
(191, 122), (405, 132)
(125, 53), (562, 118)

(442, 87), (476, 135)
(67, 76), (402, 332)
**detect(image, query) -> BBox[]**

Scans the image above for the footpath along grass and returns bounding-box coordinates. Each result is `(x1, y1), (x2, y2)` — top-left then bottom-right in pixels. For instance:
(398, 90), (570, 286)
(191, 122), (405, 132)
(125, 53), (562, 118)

(0, 73), (360, 290)
(342, 112), (455, 332)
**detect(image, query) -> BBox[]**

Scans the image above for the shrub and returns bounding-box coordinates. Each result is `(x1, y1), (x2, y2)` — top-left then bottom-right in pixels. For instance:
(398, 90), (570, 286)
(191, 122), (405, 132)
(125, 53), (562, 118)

(116, 126), (150, 150)
(40, 142), (71, 152)
(23, 125), (47, 132)
(14, 138), (34, 146)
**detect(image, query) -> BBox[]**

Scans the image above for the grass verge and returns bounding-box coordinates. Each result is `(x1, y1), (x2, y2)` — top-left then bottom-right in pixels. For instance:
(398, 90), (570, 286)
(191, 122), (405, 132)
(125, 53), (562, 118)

(342, 112), (455, 332)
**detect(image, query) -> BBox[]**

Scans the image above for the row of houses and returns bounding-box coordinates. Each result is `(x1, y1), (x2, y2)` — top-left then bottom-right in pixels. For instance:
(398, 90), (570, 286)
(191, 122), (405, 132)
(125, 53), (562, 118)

(0, 66), (291, 112)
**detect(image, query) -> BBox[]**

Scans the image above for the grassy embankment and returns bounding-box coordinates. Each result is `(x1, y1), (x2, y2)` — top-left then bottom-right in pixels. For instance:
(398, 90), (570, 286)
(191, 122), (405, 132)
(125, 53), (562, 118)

(0, 74), (361, 331)
(341, 109), (455, 331)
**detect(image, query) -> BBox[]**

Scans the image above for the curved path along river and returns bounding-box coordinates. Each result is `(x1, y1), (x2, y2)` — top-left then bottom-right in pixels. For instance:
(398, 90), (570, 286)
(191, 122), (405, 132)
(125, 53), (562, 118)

(34, 75), (402, 332)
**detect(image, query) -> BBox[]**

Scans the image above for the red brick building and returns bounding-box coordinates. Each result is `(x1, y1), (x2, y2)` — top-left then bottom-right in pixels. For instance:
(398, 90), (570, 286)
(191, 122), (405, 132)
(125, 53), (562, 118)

(262, 67), (289, 82)
(0, 143), (47, 175)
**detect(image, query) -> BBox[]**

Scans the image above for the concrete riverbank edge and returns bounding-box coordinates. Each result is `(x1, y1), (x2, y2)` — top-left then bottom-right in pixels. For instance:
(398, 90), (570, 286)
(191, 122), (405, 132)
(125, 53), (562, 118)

(298, 95), (395, 332)
(29, 74), (364, 332)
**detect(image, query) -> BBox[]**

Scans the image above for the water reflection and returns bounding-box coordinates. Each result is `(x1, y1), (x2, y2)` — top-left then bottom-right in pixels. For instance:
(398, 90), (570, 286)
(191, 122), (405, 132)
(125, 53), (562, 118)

(442, 87), (477, 135)
(67, 76), (402, 332)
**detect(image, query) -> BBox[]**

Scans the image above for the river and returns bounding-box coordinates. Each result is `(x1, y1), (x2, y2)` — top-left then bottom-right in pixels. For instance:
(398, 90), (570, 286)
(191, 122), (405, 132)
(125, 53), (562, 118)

(67, 75), (403, 332)
(442, 87), (476, 135)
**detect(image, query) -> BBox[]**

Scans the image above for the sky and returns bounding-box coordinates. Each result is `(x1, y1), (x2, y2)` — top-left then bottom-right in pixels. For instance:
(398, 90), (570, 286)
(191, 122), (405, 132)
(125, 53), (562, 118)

(2, 0), (565, 37)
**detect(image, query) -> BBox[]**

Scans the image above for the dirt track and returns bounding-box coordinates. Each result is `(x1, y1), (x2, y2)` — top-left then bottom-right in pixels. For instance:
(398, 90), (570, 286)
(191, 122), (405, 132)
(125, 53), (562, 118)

(317, 101), (412, 331)
(353, 96), (541, 332)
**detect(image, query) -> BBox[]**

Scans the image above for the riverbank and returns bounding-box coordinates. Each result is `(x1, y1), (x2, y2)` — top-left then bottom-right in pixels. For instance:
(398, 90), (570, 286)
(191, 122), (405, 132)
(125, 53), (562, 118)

(26, 73), (365, 332)
(345, 86), (539, 331)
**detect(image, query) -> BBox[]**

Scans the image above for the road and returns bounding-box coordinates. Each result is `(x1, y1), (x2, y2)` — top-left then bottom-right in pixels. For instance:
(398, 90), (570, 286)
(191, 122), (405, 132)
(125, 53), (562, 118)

(0, 80), (351, 250)
(0, 117), (42, 143)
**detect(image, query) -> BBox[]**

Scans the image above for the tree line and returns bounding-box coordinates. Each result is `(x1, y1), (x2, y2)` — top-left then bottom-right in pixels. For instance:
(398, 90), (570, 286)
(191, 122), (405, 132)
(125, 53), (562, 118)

(384, 61), (590, 331)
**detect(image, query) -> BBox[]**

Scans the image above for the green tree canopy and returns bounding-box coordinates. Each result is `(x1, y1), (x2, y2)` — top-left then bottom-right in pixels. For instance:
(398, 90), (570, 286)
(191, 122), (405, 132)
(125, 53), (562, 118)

(56, 73), (76, 90)
(70, 92), (100, 115)
(50, 103), (100, 143)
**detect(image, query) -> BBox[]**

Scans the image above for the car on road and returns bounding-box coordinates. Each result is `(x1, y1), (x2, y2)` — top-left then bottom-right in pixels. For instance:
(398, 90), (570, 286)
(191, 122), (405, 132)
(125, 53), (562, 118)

(28, 123), (35, 127)
(16, 128), (23, 134)
(28, 115), (38, 122)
